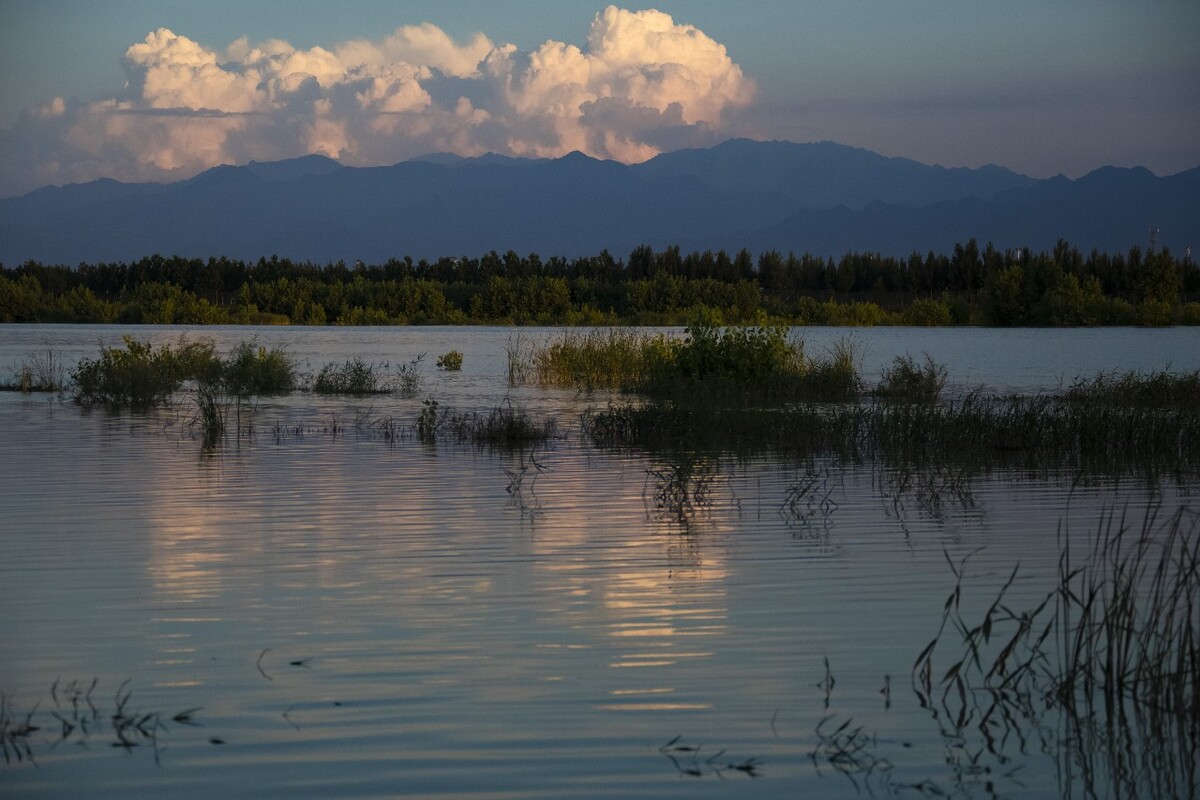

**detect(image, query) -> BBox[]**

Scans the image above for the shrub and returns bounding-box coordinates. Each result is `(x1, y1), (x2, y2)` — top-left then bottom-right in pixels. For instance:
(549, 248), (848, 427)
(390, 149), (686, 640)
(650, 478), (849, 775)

(875, 354), (948, 403)
(643, 324), (862, 402)
(73, 336), (220, 405)
(436, 350), (464, 371)
(902, 298), (953, 327)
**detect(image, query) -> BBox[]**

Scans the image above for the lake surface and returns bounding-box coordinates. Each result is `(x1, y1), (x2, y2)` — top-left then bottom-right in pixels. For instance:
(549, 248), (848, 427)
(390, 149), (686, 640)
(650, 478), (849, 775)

(2, 324), (1199, 799)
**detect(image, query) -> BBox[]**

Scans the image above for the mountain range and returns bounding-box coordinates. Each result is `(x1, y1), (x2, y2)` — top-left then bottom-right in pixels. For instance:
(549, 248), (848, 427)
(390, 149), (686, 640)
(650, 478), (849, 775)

(2, 139), (1196, 265)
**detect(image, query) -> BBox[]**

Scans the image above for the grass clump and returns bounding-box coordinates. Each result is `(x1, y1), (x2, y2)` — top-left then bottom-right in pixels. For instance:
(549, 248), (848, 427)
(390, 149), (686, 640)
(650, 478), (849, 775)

(314, 358), (389, 395)
(0, 350), (69, 393)
(1063, 369), (1200, 408)
(519, 323), (863, 403)
(653, 323), (862, 402)
(436, 350), (464, 371)
(445, 402), (557, 446)
(416, 398), (556, 447)
(313, 355), (424, 396)
(874, 354), (948, 403)
(519, 328), (674, 391)
(73, 336), (221, 406)
(221, 342), (297, 396)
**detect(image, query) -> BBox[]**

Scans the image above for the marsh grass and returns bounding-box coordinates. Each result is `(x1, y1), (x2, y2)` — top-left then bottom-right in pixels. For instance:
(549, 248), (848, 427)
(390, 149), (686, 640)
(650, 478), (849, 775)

(585, 389), (1200, 478)
(517, 328), (673, 391)
(514, 325), (863, 402)
(191, 383), (227, 448)
(221, 341), (297, 395)
(443, 401), (558, 446)
(1064, 368), (1200, 408)
(873, 354), (947, 403)
(913, 506), (1200, 743)
(0, 350), (69, 393)
(71, 337), (296, 405)
(312, 355), (423, 396)
(313, 358), (389, 395)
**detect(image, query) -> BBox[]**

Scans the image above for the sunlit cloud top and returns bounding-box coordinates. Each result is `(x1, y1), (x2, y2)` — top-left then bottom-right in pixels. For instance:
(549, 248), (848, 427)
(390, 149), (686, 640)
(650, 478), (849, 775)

(5, 6), (754, 193)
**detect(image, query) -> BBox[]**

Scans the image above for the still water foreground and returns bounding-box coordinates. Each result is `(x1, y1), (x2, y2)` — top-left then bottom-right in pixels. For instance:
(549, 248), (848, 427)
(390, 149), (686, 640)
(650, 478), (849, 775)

(2, 325), (1199, 799)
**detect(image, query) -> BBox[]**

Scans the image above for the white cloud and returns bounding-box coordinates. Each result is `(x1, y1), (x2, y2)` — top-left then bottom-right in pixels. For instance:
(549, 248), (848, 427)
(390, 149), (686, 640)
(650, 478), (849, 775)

(0, 6), (755, 196)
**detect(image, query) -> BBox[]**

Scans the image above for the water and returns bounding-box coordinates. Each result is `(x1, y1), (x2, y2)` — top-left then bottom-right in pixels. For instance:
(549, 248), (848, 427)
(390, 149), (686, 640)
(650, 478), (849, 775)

(2, 324), (1199, 798)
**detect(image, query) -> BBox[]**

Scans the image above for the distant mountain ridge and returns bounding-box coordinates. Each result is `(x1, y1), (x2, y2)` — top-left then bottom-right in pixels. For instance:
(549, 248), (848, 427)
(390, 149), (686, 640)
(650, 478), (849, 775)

(1, 140), (1196, 265)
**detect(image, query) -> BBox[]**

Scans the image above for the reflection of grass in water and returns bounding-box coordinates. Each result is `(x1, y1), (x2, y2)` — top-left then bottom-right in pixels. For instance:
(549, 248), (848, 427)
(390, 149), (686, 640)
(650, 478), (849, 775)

(444, 402), (557, 445)
(657, 735), (761, 778)
(910, 506), (1200, 797)
(585, 390), (1200, 479)
(413, 399), (558, 448)
(644, 455), (723, 527)
(1, 678), (207, 768)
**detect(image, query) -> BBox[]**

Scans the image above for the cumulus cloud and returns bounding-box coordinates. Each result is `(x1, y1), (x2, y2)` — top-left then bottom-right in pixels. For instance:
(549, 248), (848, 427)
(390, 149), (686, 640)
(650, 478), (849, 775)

(0, 5), (755, 196)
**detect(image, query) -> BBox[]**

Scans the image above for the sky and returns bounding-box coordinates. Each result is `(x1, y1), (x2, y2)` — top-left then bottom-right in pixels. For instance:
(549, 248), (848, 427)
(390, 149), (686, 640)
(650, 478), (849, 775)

(1, 1), (1197, 198)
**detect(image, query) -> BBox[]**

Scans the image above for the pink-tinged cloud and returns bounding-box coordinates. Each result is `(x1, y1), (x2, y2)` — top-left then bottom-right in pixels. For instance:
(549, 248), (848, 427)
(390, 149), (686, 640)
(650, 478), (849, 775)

(0, 6), (755, 196)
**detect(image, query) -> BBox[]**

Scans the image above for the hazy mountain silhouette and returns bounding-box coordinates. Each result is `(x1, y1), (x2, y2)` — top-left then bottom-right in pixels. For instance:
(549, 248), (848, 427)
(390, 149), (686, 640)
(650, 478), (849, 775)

(1, 140), (1195, 264)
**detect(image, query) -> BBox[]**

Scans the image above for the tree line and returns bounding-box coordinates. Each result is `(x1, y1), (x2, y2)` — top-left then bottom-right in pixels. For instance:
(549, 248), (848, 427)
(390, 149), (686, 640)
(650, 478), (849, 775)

(2, 240), (1197, 326)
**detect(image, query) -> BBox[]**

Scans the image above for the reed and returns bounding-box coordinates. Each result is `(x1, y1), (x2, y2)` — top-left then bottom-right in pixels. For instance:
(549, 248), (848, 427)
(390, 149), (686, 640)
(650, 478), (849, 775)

(0, 350), (68, 393)
(658, 735), (761, 778)
(191, 383), (226, 447)
(2, 678), (204, 766)
(912, 506), (1200, 739)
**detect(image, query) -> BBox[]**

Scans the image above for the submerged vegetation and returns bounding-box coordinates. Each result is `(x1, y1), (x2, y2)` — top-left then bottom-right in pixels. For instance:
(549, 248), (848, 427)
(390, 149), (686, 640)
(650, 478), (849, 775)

(2, 239), (1198, 327)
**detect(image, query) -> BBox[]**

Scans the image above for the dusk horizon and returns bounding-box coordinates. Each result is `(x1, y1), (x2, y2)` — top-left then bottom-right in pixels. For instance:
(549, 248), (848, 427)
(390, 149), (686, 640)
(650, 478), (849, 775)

(2, 2), (1198, 199)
